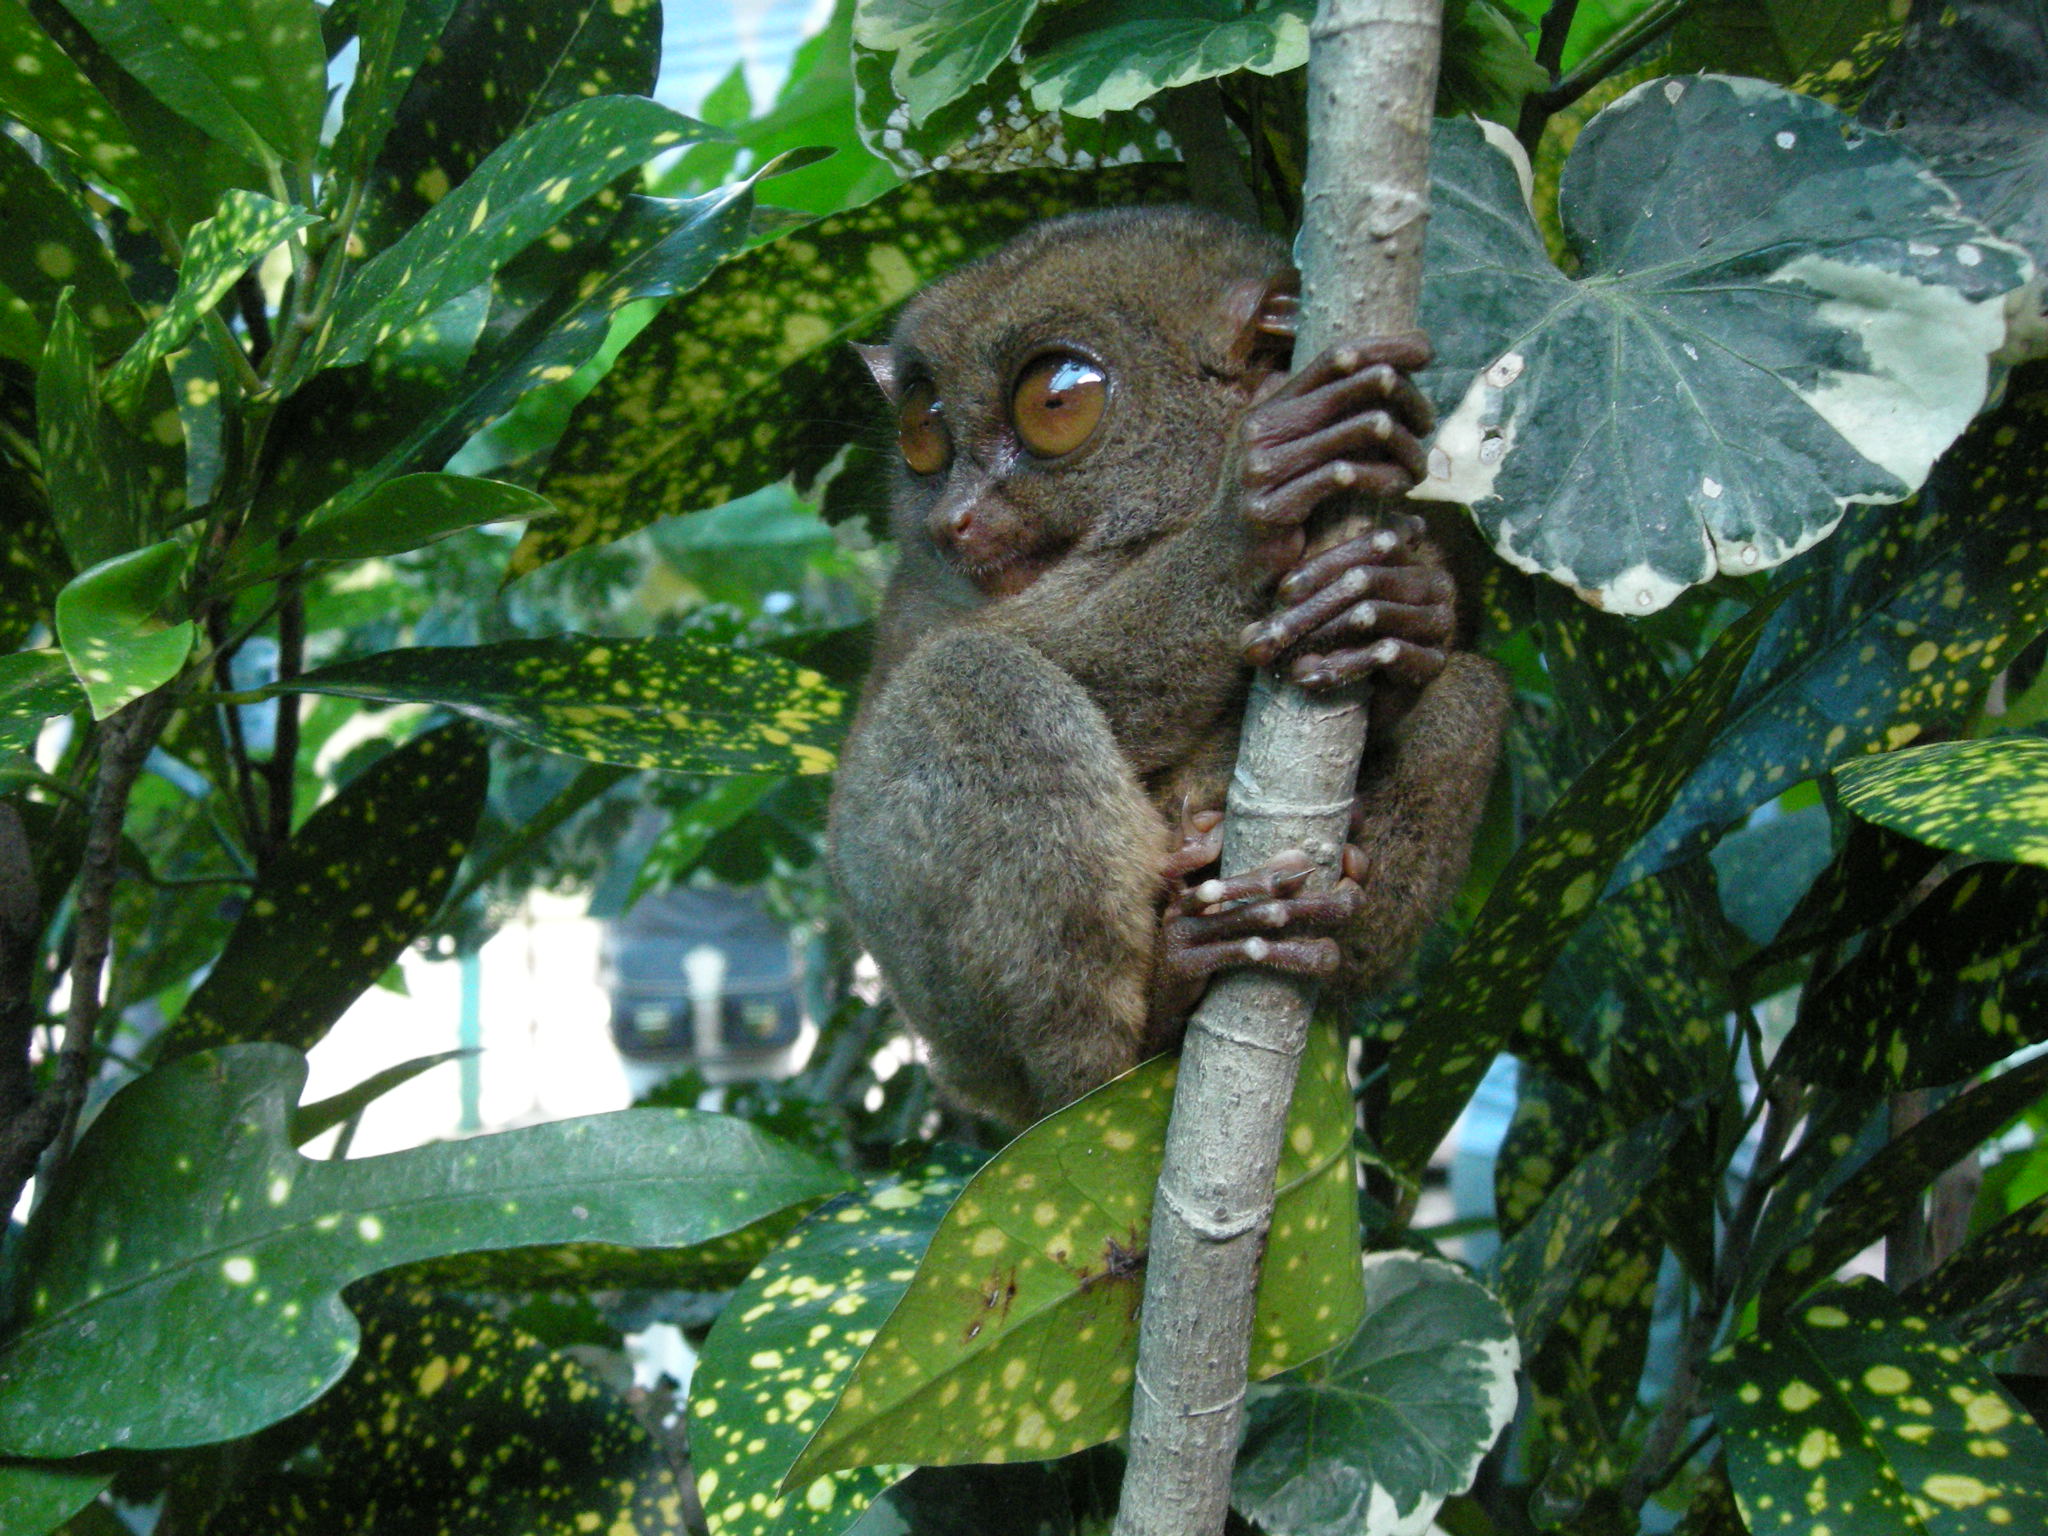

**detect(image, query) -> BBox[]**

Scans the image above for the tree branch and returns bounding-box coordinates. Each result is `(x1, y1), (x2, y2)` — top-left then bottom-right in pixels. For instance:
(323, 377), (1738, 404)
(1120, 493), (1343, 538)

(1111, 4), (1445, 1532)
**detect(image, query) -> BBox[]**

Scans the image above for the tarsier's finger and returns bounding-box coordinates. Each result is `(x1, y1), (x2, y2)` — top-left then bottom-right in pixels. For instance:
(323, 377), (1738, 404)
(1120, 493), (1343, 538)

(1242, 409), (1432, 503)
(1245, 458), (1421, 529)
(1275, 523), (1435, 604)
(1271, 335), (1433, 401)
(1163, 807), (1225, 880)
(1169, 935), (1343, 984)
(1176, 886), (1364, 944)
(1290, 637), (1448, 691)
(1252, 359), (1438, 451)
(1296, 599), (1454, 659)
(1186, 852), (1316, 909)
(1256, 292), (1299, 339)
(1246, 550), (1454, 664)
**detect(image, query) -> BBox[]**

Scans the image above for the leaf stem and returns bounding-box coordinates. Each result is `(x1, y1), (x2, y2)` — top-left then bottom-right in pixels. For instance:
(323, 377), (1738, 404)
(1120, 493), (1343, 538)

(1527, 0), (1694, 123)
(1516, 0), (1582, 148)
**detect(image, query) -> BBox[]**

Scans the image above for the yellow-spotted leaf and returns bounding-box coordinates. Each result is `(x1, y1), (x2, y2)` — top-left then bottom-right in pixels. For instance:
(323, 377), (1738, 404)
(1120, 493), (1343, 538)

(1377, 595), (1781, 1178)
(284, 635), (846, 775)
(0, 0), (159, 218)
(0, 1043), (851, 1457)
(1706, 1279), (2048, 1533)
(0, 1459), (109, 1536)
(1781, 862), (2048, 1090)
(1621, 366), (2048, 885)
(789, 1021), (1361, 1480)
(1909, 1189), (2048, 1354)
(319, 95), (707, 368)
(55, 0), (328, 168)
(52, 540), (193, 718)
(36, 294), (154, 573)
(0, 133), (138, 358)
(1762, 1054), (2048, 1315)
(515, 164), (1180, 578)
(324, 0), (460, 181)
(151, 722), (487, 1063)
(1493, 1111), (1682, 1355)
(1836, 736), (2048, 870)
(690, 1147), (986, 1536)
(0, 649), (83, 753)
(103, 189), (316, 416)
(225, 473), (554, 587)
(201, 1282), (686, 1535)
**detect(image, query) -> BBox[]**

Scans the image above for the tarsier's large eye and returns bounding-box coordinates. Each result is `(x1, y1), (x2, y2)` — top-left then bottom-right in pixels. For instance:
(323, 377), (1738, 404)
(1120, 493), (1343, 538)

(896, 381), (950, 475)
(1011, 352), (1107, 458)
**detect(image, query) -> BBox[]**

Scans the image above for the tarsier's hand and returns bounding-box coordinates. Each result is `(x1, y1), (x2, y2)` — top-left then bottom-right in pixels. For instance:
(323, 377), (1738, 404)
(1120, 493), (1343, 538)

(1146, 803), (1369, 1041)
(1242, 511), (1458, 703)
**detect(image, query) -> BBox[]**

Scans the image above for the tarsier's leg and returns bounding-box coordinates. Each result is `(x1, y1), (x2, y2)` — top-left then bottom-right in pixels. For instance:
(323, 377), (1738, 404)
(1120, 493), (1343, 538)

(829, 628), (1171, 1126)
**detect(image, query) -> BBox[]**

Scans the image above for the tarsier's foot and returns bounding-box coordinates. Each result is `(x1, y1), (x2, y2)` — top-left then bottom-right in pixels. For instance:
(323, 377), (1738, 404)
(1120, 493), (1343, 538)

(1150, 843), (1366, 1030)
(1241, 511), (1458, 692)
(1237, 333), (1437, 538)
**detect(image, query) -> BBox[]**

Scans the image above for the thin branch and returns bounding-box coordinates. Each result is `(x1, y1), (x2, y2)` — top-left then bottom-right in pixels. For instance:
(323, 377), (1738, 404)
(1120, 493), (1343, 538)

(1528, 0), (1695, 122)
(1516, 0), (1583, 148)
(0, 689), (174, 1212)
(264, 582), (305, 861)
(1112, 3), (1445, 1532)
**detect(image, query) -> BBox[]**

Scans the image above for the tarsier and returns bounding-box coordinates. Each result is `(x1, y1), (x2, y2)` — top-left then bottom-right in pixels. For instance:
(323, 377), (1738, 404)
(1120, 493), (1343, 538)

(827, 206), (1508, 1128)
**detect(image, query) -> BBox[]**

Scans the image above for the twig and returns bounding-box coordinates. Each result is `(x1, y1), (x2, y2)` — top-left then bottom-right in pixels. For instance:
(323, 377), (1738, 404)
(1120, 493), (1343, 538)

(1526, 0), (1694, 122)
(1516, 0), (1583, 148)
(264, 582), (305, 860)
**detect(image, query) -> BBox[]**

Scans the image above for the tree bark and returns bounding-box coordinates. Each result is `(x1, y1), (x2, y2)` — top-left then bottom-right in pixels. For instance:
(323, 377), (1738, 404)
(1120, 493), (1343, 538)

(1111, 4), (1445, 1533)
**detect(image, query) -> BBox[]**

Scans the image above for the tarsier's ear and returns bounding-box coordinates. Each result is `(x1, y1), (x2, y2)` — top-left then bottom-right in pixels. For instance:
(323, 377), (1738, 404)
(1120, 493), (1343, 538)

(1206, 268), (1300, 381)
(852, 341), (897, 398)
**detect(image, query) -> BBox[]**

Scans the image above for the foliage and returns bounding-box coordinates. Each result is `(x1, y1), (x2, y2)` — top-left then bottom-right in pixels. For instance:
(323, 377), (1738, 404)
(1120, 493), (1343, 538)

(4, 1), (2048, 1534)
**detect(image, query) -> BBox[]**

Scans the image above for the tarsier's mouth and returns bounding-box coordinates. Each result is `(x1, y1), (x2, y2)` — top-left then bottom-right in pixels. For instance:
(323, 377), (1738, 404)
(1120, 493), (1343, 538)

(961, 537), (1074, 598)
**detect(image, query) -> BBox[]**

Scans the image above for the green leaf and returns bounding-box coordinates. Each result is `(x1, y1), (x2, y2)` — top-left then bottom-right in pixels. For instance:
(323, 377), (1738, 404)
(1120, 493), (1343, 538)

(52, 540), (193, 718)
(1621, 368), (2048, 884)
(36, 293), (151, 571)
(0, 1043), (849, 1456)
(103, 189), (316, 416)
(690, 1147), (984, 1536)
(1743, 819), (1946, 976)
(0, 649), (83, 753)
(1377, 596), (1780, 1177)
(1780, 862), (2048, 1090)
(791, 1022), (1361, 1479)
(0, 133), (138, 357)
(852, 0), (1037, 126)
(151, 722), (488, 1062)
(1668, 0), (1899, 84)
(284, 635), (847, 775)
(1231, 1253), (1520, 1536)
(289, 1049), (469, 1145)
(228, 473), (553, 585)
(1861, 0), (2048, 285)
(0, 1459), (110, 1536)
(1762, 1055), (2048, 1313)
(1494, 1112), (1683, 1354)
(202, 1282), (686, 1534)
(1022, 0), (1313, 118)
(324, 0), (460, 179)
(1412, 85), (2029, 614)
(518, 164), (1180, 576)
(1707, 1279), (2048, 1531)
(0, 0), (158, 217)
(628, 773), (780, 904)
(849, 42), (1181, 179)
(1908, 1190), (2048, 1353)
(56, 0), (327, 166)
(354, 0), (663, 253)
(320, 95), (706, 368)
(1836, 736), (2048, 869)
(320, 186), (757, 521)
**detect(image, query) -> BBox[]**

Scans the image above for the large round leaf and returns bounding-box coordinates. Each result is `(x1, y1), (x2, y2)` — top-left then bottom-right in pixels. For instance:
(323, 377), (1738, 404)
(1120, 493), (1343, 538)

(1232, 1253), (1520, 1536)
(1412, 78), (2030, 614)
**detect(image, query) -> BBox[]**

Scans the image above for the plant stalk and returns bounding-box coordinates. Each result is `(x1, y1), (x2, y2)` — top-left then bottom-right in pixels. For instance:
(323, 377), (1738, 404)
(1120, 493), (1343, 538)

(1111, 4), (1444, 1532)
